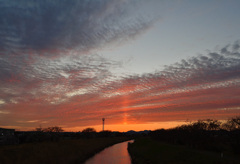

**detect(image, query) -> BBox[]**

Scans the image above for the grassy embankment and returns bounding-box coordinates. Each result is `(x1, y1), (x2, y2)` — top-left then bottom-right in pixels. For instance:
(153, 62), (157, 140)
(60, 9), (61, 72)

(128, 137), (240, 164)
(0, 137), (130, 164)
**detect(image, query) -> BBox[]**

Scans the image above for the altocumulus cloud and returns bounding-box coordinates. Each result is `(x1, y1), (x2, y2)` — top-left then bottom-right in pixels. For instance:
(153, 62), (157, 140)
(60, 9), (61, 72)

(0, 0), (240, 130)
(1, 41), (240, 129)
(0, 0), (162, 129)
(104, 42), (240, 123)
(0, 0), (160, 55)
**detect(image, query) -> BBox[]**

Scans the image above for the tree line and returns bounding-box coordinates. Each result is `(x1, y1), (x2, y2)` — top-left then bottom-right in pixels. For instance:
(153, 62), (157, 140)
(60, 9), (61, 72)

(16, 127), (124, 144)
(149, 117), (240, 154)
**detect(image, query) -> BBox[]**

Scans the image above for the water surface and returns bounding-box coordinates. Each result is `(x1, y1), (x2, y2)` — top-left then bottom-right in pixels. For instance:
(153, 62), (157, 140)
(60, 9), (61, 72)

(84, 140), (134, 164)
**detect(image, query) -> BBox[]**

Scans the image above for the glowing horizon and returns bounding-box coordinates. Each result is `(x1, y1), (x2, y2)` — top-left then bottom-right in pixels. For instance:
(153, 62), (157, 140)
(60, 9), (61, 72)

(3, 121), (188, 132)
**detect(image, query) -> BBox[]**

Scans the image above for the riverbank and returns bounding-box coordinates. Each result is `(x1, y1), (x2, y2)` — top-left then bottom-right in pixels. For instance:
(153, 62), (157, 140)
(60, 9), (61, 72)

(0, 137), (130, 164)
(128, 137), (240, 164)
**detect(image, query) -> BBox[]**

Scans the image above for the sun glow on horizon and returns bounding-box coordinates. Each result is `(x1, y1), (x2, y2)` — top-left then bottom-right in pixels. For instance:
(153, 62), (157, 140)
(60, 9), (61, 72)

(62, 121), (187, 132)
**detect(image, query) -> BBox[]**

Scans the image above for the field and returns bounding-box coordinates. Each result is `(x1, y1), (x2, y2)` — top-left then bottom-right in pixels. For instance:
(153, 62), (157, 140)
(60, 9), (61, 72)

(0, 137), (130, 164)
(128, 137), (240, 164)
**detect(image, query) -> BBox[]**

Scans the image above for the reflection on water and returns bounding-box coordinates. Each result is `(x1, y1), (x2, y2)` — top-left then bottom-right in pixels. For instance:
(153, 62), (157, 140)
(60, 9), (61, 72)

(84, 140), (134, 164)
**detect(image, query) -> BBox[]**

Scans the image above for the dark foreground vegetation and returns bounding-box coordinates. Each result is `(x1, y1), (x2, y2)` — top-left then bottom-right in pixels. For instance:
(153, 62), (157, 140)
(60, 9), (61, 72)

(0, 136), (130, 164)
(128, 137), (239, 164)
(128, 117), (240, 164)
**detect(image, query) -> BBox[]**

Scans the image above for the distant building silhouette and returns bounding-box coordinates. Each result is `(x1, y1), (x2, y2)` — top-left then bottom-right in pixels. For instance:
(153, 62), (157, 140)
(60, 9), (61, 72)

(0, 128), (18, 145)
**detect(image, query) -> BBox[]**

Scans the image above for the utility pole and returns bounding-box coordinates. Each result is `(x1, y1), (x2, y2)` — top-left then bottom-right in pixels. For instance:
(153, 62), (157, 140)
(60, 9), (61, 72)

(102, 118), (105, 131)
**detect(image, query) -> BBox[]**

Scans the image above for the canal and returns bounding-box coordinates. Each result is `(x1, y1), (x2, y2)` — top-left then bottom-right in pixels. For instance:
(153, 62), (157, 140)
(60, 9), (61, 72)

(84, 140), (134, 164)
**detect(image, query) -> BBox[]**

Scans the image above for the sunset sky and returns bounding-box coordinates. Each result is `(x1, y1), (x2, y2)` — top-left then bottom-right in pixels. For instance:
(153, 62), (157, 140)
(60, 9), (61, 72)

(1, 0), (240, 132)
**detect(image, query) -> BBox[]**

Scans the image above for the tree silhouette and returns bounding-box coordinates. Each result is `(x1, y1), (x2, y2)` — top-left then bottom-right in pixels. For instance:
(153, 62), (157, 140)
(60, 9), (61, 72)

(205, 119), (221, 130)
(82, 127), (96, 133)
(43, 126), (64, 132)
(222, 116), (240, 131)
